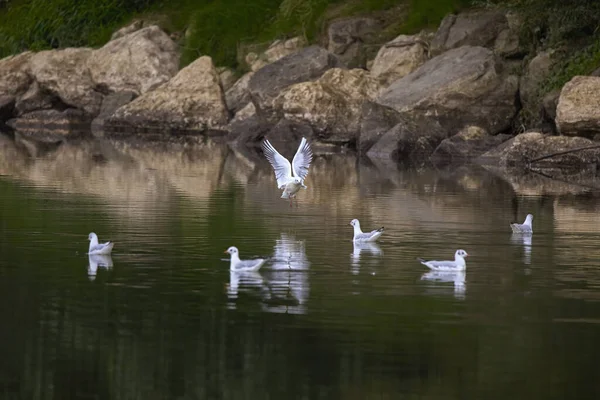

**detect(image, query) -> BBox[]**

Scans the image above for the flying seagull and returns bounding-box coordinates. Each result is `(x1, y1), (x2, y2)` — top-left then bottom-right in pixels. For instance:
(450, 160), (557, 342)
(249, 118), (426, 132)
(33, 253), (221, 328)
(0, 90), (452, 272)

(262, 137), (313, 207)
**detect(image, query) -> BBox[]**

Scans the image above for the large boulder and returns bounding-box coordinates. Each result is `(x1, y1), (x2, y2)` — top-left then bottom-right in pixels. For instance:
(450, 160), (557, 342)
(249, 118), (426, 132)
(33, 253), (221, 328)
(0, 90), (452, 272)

(0, 52), (33, 98)
(327, 17), (380, 68)
(29, 48), (102, 115)
(478, 131), (600, 169)
(556, 76), (600, 137)
(248, 46), (343, 120)
(244, 36), (307, 72)
(431, 10), (508, 55)
(106, 56), (228, 135)
(376, 46), (518, 137)
(493, 11), (523, 58)
(273, 68), (380, 143)
(87, 25), (179, 95)
(358, 101), (403, 154)
(520, 50), (557, 108)
(91, 91), (137, 136)
(370, 34), (428, 87)
(225, 71), (254, 114)
(431, 125), (512, 164)
(365, 114), (446, 164)
(14, 81), (56, 115)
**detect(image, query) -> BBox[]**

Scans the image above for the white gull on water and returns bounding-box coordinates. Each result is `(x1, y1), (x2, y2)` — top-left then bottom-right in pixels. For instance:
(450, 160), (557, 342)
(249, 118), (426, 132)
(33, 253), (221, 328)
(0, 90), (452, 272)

(510, 214), (533, 233)
(88, 232), (114, 255)
(350, 219), (384, 242)
(418, 249), (468, 271)
(225, 246), (267, 272)
(262, 137), (313, 206)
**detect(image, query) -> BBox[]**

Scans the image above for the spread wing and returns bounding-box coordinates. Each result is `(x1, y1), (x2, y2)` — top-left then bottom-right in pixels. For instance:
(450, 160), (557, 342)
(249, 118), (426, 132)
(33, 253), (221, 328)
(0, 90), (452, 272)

(291, 137), (312, 181)
(262, 140), (293, 189)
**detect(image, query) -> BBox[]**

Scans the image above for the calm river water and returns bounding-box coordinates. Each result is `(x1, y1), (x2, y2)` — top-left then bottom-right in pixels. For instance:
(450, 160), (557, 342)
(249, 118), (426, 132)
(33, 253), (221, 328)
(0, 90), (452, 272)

(1, 134), (600, 399)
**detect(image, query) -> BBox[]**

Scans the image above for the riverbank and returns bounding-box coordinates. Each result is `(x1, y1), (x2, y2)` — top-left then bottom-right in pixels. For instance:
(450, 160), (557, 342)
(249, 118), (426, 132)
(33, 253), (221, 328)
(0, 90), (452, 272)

(1, 1), (600, 176)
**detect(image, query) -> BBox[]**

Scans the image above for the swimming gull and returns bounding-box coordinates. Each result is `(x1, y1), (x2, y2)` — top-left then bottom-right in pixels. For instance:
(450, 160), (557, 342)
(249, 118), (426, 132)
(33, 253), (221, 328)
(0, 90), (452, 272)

(88, 232), (114, 255)
(418, 249), (468, 271)
(225, 246), (267, 272)
(510, 214), (533, 233)
(350, 219), (384, 242)
(262, 137), (313, 207)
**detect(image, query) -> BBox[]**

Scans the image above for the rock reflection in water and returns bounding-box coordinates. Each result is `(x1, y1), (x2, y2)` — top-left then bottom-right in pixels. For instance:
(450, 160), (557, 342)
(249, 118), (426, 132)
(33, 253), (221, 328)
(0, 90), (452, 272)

(421, 271), (467, 300)
(350, 242), (383, 275)
(87, 254), (113, 281)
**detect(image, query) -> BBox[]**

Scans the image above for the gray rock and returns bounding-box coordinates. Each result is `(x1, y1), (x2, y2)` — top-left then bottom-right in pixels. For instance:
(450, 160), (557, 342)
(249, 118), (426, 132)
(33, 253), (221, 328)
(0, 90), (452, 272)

(106, 56), (228, 136)
(431, 10), (508, 55)
(370, 34), (428, 87)
(520, 50), (557, 107)
(273, 68), (380, 144)
(376, 46), (518, 138)
(556, 76), (600, 137)
(110, 20), (144, 41)
(91, 91), (137, 136)
(431, 125), (512, 165)
(225, 72), (254, 114)
(15, 81), (56, 115)
(542, 89), (560, 122)
(327, 17), (380, 68)
(358, 101), (402, 155)
(29, 48), (102, 115)
(248, 45), (343, 120)
(478, 131), (600, 169)
(366, 115), (446, 164)
(88, 25), (179, 95)
(0, 52), (33, 97)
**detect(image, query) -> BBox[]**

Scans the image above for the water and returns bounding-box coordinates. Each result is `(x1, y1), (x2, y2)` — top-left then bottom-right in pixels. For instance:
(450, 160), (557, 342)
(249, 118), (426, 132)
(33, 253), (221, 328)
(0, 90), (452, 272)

(1, 135), (600, 399)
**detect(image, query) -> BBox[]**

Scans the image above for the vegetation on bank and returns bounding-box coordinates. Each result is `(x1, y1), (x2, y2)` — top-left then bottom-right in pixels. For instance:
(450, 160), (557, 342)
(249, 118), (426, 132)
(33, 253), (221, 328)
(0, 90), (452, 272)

(0, 0), (471, 67)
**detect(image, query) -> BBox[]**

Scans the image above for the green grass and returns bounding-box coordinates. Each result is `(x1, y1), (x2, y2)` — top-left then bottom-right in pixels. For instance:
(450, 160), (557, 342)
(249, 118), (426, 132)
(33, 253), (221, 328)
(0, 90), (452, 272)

(0, 0), (479, 69)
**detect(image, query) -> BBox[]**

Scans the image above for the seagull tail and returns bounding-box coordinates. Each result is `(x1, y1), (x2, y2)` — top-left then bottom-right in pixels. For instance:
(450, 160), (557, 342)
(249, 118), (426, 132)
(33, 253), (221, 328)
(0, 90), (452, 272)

(376, 227), (384, 233)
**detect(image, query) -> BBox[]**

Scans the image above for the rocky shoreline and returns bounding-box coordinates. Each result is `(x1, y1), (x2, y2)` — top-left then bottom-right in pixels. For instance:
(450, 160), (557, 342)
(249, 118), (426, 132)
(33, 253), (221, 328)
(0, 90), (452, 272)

(0, 8), (599, 175)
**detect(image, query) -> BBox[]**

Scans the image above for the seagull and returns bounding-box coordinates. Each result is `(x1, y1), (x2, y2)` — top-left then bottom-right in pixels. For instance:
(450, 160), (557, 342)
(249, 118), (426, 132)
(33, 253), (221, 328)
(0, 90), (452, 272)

(350, 219), (384, 242)
(510, 214), (533, 233)
(262, 137), (313, 207)
(225, 246), (267, 272)
(418, 249), (468, 271)
(88, 232), (114, 255)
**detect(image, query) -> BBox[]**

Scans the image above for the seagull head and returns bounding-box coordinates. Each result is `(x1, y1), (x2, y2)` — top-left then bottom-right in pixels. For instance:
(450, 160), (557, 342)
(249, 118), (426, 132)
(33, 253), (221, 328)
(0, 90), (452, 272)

(350, 219), (360, 227)
(225, 246), (238, 255)
(525, 214), (533, 224)
(88, 232), (97, 241)
(455, 249), (468, 258)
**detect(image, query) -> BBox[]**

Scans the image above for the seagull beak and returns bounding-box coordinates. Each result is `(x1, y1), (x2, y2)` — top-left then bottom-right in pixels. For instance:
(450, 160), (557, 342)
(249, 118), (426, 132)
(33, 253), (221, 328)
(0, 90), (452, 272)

(223, 250), (228, 254)
(465, 253), (469, 257)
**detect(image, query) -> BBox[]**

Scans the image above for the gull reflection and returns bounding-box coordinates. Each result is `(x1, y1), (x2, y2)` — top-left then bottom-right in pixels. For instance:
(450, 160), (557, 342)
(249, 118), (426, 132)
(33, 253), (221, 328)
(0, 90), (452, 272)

(351, 242), (383, 275)
(262, 234), (310, 314)
(226, 270), (269, 309)
(226, 234), (311, 314)
(511, 233), (532, 265)
(87, 254), (113, 281)
(421, 271), (466, 300)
